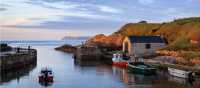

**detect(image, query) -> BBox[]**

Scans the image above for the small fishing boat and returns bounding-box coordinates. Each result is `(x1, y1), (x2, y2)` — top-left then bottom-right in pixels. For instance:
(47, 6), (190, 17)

(112, 53), (129, 67)
(168, 67), (193, 78)
(128, 62), (156, 75)
(38, 67), (54, 82)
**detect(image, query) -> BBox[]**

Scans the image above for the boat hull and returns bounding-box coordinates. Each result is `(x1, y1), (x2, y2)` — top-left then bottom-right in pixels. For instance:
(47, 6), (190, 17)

(113, 61), (128, 68)
(168, 67), (191, 78)
(39, 76), (54, 82)
(128, 62), (156, 75)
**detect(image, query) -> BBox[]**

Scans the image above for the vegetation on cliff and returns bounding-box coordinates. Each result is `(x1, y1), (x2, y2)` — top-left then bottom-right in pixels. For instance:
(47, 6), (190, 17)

(84, 17), (200, 66)
(114, 17), (200, 51)
(56, 17), (200, 63)
(111, 17), (200, 66)
(85, 34), (125, 51)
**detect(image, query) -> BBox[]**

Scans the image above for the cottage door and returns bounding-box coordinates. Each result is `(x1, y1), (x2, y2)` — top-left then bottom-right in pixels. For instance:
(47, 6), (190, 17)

(124, 42), (129, 54)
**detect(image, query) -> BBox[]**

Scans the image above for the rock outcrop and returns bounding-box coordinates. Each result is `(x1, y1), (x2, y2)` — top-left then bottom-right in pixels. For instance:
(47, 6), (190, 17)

(55, 44), (77, 53)
(85, 34), (125, 50)
(55, 34), (125, 53)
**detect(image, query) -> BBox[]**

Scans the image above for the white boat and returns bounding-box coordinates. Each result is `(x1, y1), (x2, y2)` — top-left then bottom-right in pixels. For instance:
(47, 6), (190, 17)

(112, 53), (129, 67)
(168, 67), (192, 78)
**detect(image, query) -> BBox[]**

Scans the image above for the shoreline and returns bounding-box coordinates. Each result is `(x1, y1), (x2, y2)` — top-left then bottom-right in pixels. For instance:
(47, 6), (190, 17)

(55, 44), (200, 70)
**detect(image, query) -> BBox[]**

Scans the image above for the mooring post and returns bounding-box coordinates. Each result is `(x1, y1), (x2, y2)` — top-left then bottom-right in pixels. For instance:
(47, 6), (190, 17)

(28, 45), (31, 53)
(17, 47), (20, 53)
(28, 46), (30, 50)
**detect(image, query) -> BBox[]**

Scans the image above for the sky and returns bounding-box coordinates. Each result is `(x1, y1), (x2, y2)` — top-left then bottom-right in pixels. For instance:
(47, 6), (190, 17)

(0, 0), (200, 40)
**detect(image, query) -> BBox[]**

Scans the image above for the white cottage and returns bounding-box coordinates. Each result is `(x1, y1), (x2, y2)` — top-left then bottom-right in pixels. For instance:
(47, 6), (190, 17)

(122, 36), (166, 57)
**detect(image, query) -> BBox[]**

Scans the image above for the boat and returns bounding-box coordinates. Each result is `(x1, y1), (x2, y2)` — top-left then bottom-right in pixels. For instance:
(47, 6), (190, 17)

(38, 67), (54, 82)
(112, 53), (129, 67)
(127, 62), (156, 75)
(168, 67), (193, 78)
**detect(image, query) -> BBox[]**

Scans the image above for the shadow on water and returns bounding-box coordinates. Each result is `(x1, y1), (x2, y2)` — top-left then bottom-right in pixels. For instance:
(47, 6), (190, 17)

(112, 66), (157, 88)
(0, 63), (36, 85)
(74, 60), (101, 67)
(114, 67), (200, 88)
(73, 58), (113, 73)
(39, 81), (53, 87)
(147, 70), (200, 88)
(74, 59), (200, 88)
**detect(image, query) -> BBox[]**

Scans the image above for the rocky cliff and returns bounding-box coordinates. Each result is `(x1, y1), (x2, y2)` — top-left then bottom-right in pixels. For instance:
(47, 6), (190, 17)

(115, 17), (200, 51)
(56, 17), (200, 52)
(55, 44), (77, 53)
(86, 17), (200, 51)
(85, 34), (125, 50)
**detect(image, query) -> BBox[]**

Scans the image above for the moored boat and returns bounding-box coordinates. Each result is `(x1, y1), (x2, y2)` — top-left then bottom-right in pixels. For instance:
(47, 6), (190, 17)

(112, 53), (129, 67)
(128, 62), (156, 75)
(168, 67), (192, 78)
(38, 67), (54, 82)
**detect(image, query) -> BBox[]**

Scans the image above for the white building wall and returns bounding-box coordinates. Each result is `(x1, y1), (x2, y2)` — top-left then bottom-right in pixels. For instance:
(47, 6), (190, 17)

(132, 43), (165, 57)
(122, 37), (133, 55)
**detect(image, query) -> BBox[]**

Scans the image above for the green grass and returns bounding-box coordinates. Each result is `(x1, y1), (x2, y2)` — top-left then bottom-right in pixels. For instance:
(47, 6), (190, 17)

(114, 17), (200, 51)
(180, 51), (200, 59)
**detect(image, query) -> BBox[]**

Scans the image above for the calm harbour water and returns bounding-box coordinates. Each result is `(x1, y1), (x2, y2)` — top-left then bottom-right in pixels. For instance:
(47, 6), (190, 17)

(0, 40), (197, 88)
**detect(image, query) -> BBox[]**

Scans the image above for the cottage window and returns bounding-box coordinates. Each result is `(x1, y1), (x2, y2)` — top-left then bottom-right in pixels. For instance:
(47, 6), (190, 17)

(146, 44), (151, 49)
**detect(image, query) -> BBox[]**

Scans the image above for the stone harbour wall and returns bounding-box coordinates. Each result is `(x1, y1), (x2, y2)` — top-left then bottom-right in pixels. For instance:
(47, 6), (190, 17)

(0, 49), (37, 71)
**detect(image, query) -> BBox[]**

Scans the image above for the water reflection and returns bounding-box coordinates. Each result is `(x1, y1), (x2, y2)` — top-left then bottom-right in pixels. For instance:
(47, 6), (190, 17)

(39, 80), (53, 87)
(74, 59), (113, 75)
(168, 75), (189, 85)
(74, 60), (200, 88)
(0, 63), (36, 85)
(74, 59), (101, 66)
(112, 66), (157, 85)
(1, 46), (199, 88)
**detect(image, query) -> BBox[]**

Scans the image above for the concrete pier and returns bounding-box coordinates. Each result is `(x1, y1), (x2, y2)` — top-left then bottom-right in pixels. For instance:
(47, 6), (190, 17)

(74, 45), (113, 65)
(74, 46), (101, 65)
(0, 48), (37, 71)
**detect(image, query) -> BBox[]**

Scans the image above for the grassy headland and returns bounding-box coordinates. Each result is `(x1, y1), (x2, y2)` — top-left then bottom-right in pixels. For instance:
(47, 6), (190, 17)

(113, 17), (200, 66)
(87, 17), (200, 66)
(56, 17), (200, 66)
(114, 17), (200, 51)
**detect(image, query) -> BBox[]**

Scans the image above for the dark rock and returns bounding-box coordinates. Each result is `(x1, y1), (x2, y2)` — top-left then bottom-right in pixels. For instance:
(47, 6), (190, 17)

(0, 43), (12, 52)
(55, 44), (77, 53)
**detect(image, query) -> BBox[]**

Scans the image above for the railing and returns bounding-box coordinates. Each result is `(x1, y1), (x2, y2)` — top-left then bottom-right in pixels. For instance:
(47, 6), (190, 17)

(10, 46), (36, 55)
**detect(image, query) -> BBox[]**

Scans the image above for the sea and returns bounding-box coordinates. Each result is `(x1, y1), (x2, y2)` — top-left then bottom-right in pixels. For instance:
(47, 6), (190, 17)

(0, 39), (198, 88)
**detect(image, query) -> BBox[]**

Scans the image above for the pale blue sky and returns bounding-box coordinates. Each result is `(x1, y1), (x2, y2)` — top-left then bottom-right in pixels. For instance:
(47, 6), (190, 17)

(0, 0), (200, 40)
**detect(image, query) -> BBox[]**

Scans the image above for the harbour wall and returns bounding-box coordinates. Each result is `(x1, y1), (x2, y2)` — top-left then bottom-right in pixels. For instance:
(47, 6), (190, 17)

(74, 46), (112, 65)
(0, 48), (37, 71)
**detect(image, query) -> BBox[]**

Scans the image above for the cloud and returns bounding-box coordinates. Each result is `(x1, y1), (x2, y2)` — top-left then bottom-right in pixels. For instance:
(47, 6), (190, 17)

(0, 27), (69, 40)
(0, 3), (11, 11)
(0, 8), (7, 11)
(2, 0), (200, 39)
(24, 0), (121, 21)
(98, 5), (121, 13)
(25, 0), (80, 10)
(0, 18), (31, 27)
(138, 0), (155, 5)
(5, 16), (123, 31)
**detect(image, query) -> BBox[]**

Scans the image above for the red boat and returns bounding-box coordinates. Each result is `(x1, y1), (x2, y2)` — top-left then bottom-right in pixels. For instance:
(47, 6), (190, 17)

(38, 67), (54, 82)
(112, 53), (129, 68)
